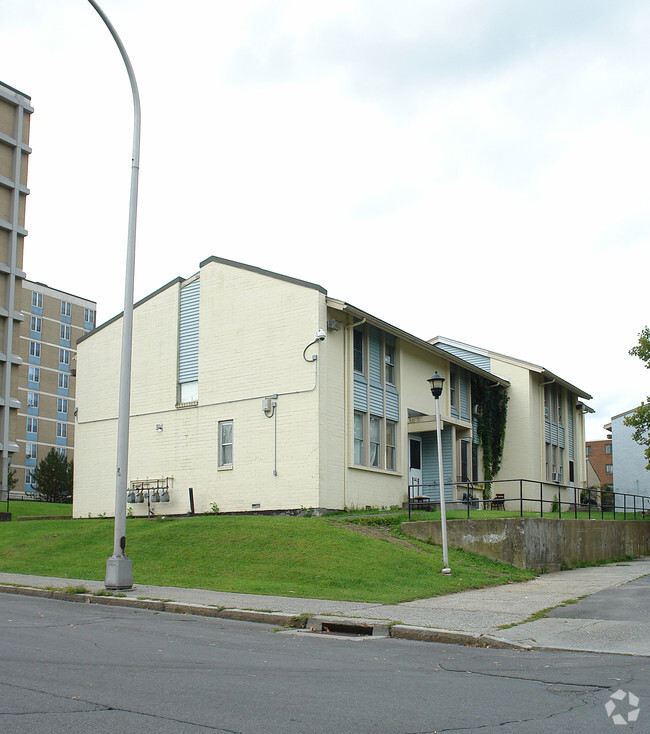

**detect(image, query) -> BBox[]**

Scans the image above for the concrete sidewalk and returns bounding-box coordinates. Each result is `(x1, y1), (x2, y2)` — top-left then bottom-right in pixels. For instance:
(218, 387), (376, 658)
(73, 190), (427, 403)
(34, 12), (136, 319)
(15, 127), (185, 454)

(2, 558), (650, 655)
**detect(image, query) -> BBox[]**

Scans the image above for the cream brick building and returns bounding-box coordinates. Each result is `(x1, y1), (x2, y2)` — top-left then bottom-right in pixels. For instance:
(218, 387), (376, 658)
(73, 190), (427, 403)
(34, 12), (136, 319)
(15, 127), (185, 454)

(0, 82), (32, 500)
(73, 257), (592, 517)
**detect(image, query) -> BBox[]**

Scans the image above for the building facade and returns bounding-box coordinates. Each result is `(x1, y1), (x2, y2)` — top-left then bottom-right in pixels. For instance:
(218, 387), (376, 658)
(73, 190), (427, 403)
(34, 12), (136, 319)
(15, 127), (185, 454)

(430, 337), (593, 508)
(608, 408), (649, 510)
(585, 438), (613, 487)
(16, 281), (96, 494)
(73, 257), (592, 518)
(0, 82), (32, 500)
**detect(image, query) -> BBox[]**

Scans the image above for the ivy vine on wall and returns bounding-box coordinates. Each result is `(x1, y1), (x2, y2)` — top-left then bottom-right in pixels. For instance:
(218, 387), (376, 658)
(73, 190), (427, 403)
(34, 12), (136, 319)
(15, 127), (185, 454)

(471, 375), (509, 486)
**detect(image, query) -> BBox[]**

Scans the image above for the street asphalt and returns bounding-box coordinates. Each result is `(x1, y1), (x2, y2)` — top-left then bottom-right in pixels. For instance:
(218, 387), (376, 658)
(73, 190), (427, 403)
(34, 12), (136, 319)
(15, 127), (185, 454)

(1, 557), (650, 656)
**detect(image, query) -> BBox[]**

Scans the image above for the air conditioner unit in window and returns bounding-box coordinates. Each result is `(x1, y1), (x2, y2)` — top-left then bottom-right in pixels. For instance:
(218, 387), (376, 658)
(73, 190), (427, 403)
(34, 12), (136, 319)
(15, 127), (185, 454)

(552, 472), (561, 483)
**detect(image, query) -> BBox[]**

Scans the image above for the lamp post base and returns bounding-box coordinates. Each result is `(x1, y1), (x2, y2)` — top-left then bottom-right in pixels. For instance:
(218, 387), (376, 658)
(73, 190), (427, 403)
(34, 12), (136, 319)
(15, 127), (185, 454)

(441, 567), (452, 575)
(105, 554), (133, 590)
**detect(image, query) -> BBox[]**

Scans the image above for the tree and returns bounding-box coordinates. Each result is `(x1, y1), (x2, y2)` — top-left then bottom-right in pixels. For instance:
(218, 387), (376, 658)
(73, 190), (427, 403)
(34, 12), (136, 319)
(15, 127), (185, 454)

(624, 326), (650, 470)
(34, 449), (73, 503)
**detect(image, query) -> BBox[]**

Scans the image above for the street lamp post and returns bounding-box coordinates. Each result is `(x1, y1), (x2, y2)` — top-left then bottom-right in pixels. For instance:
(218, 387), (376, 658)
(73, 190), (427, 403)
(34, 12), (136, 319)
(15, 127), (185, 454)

(86, 0), (140, 590)
(427, 372), (451, 575)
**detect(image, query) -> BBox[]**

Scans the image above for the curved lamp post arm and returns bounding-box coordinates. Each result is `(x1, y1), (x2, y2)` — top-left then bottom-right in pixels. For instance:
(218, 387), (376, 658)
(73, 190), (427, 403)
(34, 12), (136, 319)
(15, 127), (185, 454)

(87, 0), (140, 589)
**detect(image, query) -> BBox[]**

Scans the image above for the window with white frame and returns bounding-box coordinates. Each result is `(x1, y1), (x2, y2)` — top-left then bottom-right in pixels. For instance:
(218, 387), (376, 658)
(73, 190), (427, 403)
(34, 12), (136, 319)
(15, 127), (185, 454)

(60, 324), (71, 341)
(29, 341), (41, 358)
(385, 343), (396, 385)
(28, 366), (40, 383)
(352, 326), (399, 471)
(56, 422), (67, 439)
(26, 417), (38, 433)
(31, 291), (43, 308)
(58, 373), (69, 390)
(369, 415), (381, 468)
(27, 391), (39, 408)
(218, 420), (233, 467)
(56, 447), (67, 458)
(59, 349), (70, 365)
(25, 443), (37, 460)
(61, 300), (71, 317)
(57, 398), (68, 415)
(25, 469), (36, 487)
(386, 420), (397, 471)
(30, 315), (41, 333)
(605, 444), (612, 455)
(84, 307), (95, 324)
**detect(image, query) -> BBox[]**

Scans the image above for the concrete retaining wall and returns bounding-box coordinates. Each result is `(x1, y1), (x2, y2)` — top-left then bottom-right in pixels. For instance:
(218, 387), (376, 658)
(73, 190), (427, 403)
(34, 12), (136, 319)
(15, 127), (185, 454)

(403, 517), (650, 571)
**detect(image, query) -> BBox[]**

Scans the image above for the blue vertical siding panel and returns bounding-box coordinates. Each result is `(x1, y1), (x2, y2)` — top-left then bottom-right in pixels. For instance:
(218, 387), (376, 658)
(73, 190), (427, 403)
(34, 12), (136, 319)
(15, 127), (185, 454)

(421, 430), (454, 501)
(568, 400), (575, 460)
(386, 385), (399, 422)
(354, 374), (368, 412)
(369, 384), (384, 417)
(460, 371), (470, 421)
(368, 327), (382, 386)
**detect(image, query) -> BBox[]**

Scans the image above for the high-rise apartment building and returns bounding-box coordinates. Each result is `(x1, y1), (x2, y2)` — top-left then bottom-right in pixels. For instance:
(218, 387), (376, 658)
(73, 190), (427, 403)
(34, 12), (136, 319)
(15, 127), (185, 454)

(17, 281), (96, 493)
(0, 82), (32, 500)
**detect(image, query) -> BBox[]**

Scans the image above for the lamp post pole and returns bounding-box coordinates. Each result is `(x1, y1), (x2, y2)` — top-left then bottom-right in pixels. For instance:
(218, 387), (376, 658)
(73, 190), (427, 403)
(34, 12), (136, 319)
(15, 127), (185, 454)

(428, 373), (451, 574)
(87, 0), (140, 590)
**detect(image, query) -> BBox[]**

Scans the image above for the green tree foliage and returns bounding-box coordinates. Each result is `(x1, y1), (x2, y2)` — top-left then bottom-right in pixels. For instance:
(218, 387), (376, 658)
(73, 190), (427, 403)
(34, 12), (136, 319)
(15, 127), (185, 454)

(471, 376), (509, 484)
(34, 449), (73, 503)
(624, 326), (650, 470)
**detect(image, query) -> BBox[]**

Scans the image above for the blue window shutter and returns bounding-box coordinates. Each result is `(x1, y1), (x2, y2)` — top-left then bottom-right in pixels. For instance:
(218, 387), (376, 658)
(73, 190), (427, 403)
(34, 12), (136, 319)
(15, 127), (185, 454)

(178, 278), (200, 383)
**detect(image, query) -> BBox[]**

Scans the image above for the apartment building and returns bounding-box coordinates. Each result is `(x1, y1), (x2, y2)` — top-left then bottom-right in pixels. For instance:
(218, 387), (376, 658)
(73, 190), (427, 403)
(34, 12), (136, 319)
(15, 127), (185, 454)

(0, 82), (32, 500)
(17, 280), (96, 493)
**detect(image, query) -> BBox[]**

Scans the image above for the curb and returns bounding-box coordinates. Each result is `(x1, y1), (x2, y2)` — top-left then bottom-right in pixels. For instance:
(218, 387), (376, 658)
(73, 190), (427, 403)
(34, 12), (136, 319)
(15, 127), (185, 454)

(0, 584), (531, 650)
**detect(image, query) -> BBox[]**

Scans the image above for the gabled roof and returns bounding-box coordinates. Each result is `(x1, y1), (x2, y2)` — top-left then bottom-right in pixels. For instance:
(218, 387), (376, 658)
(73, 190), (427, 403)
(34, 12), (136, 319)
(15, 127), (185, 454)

(431, 336), (592, 400)
(328, 301), (509, 388)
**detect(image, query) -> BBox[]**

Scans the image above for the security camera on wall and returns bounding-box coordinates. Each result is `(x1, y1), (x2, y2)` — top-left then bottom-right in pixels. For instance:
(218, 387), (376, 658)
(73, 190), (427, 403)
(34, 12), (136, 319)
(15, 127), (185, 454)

(314, 329), (326, 341)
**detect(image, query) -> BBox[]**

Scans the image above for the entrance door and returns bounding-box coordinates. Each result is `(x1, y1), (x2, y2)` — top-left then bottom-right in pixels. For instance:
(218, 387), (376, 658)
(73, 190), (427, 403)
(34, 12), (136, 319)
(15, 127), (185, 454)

(408, 436), (423, 493)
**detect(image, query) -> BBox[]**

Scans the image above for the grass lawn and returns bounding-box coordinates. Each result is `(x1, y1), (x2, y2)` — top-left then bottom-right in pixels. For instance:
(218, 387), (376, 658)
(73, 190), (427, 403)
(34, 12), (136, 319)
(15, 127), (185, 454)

(0, 513), (535, 603)
(5, 500), (73, 518)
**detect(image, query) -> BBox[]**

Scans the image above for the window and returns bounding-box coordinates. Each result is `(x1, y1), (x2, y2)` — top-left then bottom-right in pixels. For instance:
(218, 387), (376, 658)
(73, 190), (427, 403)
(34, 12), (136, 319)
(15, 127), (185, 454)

(605, 444), (612, 455)
(56, 422), (67, 439)
(449, 366), (458, 409)
(84, 307), (95, 324)
(25, 469), (36, 488)
(26, 417), (38, 434)
(61, 300), (71, 317)
(60, 324), (71, 341)
(369, 416), (381, 467)
(57, 398), (68, 415)
(31, 291), (43, 308)
(27, 391), (39, 408)
(29, 341), (41, 358)
(385, 343), (396, 385)
(56, 447), (67, 458)
(59, 349), (70, 365)
(586, 445), (592, 456)
(353, 328), (364, 373)
(25, 443), (37, 460)
(218, 420), (233, 467)
(606, 464), (613, 474)
(28, 366), (40, 383)
(30, 315), (41, 333)
(385, 420), (397, 471)
(58, 373), (69, 390)
(354, 412), (365, 465)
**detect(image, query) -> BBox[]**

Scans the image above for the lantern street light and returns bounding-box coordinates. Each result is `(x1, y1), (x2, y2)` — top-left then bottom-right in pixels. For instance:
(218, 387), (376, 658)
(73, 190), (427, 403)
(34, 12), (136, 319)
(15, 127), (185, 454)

(427, 372), (451, 574)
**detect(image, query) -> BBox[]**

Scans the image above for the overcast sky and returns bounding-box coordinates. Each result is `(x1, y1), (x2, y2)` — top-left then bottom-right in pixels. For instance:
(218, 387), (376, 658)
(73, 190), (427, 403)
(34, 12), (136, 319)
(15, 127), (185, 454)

(2, 0), (649, 440)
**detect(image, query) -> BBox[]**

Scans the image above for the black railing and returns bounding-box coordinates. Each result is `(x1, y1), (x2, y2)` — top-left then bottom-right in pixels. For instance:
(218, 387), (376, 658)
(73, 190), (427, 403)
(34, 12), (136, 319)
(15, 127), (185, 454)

(407, 478), (650, 521)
